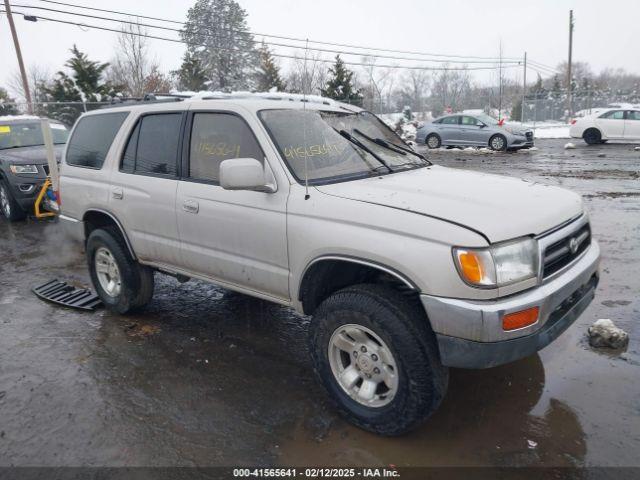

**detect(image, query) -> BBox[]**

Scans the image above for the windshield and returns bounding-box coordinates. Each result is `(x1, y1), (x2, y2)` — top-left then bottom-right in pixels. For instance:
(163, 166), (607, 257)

(475, 113), (499, 126)
(259, 109), (429, 185)
(0, 122), (69, 150)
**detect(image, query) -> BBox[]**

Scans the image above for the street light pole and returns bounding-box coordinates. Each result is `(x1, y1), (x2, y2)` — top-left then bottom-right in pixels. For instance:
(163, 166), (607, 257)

(3, 0), (33, 114)
(567, 9), (574, 118)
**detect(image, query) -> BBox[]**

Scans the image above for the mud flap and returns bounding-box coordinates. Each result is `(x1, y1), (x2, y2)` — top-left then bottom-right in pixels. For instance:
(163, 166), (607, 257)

(32, 279), (102, 311)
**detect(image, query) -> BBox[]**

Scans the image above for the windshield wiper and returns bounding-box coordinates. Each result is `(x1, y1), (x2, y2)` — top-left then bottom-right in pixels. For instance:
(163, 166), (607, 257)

(352, 128), (429, 164)
(333, 128), (393, 174)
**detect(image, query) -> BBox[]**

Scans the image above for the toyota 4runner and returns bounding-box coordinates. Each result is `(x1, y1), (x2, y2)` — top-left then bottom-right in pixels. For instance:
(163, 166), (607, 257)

(59, 93), (600, 435)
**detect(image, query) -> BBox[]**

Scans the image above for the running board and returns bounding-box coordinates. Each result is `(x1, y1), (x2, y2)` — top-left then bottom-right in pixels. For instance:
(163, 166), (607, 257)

(32, 279), (102, 311)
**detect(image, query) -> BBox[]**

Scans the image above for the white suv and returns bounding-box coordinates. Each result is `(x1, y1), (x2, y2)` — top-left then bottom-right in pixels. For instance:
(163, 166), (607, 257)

(59, 93), (600, 435)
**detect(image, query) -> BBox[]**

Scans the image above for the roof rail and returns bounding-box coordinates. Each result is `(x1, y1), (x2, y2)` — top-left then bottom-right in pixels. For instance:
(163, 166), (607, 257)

(98, 93), (185, 109)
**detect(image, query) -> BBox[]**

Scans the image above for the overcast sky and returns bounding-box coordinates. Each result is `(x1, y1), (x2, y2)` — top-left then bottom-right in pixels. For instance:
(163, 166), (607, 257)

(1, 0), (638, 97)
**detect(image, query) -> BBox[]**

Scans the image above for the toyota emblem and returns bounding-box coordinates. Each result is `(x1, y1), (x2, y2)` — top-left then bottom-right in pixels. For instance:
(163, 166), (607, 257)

(569, 237), (579, 254)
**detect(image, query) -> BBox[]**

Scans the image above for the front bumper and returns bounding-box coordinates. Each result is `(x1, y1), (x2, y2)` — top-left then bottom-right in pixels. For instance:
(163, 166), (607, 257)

(421, 240), (600, 369)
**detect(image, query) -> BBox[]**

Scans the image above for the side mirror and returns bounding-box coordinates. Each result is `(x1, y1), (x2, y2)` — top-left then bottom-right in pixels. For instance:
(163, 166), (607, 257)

(478, 123), (486, 128)
(220, 158), (276, 193)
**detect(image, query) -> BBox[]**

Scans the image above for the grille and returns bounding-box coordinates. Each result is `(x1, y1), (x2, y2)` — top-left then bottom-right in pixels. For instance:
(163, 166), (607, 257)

(43, 164), (50, 175)
(542, 223), (591, 278)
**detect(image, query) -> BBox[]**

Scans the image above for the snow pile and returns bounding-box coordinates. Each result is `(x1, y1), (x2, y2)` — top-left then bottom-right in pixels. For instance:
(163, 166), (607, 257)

(588, 319), (629, 349)
(0, 114), (41, 121)
(564, 142), (576, 149)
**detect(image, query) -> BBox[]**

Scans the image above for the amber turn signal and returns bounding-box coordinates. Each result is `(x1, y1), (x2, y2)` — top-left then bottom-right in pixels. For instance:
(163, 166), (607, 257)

(502, 306), (539, 331)
(458, 251), (484, 284)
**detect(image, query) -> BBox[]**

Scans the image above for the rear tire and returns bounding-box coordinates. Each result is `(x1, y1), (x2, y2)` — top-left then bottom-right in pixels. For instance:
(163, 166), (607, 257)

(425, 133), (442, 149)
(583, 128), (602, 145)
(0, 180), (27, 222)
(87, 227), (154, 314)
(309, 284), (448, 436)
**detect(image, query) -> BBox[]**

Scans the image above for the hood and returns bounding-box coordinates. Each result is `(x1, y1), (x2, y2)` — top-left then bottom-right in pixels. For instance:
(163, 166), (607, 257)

(316, 165), (583, 243)
(0, 145), (64, 164)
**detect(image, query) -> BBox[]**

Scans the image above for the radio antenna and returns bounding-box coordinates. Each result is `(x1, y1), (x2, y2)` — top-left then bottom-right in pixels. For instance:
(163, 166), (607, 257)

(303, 38), (310, 200)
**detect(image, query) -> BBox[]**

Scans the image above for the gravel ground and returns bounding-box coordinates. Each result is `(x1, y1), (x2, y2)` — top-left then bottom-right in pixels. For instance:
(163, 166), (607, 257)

(0, 138), (638, 470)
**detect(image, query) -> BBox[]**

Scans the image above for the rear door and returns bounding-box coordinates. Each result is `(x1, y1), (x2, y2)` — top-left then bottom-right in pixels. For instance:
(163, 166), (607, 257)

(623, 110), (640, 139)
(438, 115), (461, 144)
(595, 110), (625, 138)
(109, 112), (184, 266)
(175, 110), (289, 301)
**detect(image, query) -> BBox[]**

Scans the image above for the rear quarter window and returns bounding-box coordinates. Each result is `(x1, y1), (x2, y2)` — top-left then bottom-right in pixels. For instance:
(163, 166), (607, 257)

(66, 112), (129, 169)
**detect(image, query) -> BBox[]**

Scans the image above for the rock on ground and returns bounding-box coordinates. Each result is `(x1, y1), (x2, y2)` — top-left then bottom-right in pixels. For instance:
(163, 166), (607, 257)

(588, 319), (629, 349)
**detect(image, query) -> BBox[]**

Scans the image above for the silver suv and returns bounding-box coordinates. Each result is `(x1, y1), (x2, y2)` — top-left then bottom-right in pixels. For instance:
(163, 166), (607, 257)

(59, 93), (600, 435)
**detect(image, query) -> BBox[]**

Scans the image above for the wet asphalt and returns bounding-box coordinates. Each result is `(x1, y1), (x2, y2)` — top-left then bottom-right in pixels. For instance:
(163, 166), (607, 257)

(0, 138), (638, 468)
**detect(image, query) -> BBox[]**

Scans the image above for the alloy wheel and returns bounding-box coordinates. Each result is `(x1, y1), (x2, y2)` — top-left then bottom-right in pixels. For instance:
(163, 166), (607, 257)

(95, 247), (122, 297)
(328, 323), (399, 408)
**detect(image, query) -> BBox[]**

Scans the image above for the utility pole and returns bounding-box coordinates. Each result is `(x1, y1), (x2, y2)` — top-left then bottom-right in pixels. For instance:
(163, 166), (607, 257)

(567, 9), (574, 118)
(521, 52), (527, 123)
(3, 0), (33, 114)
(498, 40), (503, 121)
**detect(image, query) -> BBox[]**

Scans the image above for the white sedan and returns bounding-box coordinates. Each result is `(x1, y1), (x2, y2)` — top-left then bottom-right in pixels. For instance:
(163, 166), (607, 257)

(570, 108), (640, 144)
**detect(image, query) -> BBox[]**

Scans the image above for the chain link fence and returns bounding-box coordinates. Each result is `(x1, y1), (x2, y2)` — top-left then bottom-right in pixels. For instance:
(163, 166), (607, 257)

(522, 90), (640, 123)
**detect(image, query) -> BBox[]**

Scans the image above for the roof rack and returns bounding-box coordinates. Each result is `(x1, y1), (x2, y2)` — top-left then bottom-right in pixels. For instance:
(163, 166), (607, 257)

(99, 92), (187, 109)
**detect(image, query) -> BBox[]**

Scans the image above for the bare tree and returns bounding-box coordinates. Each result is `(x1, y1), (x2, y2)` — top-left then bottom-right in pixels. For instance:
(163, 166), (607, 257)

(285, 51), (327, 95)
(431, 66), (471, 115)
(9, 64), (52, 105)
(106, 23), (172, 96)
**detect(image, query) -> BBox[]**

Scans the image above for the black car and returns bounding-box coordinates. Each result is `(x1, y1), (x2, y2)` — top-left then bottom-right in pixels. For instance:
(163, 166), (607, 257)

(0, 117), (69, 221)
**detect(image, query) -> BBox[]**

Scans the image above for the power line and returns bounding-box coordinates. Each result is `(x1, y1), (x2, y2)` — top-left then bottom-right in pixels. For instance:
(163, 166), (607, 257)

(12, 3), (523, 65)
(3, 9), (523, 72)
(34, 0), (523, 62)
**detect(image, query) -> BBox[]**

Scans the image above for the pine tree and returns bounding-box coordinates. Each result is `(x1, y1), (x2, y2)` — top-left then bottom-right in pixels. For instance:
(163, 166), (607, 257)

(42, 45), (120, 125)
(181, 0), (259, 91)
(321, 55), (363, 106)
(510, 98), (523, 121)
(256, 42), (286, 92)
(0, 87), (19, 116)
(173, 51), (209, 92)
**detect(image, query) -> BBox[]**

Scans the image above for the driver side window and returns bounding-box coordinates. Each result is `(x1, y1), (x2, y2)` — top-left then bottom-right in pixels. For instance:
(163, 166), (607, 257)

(188, 113), (264, 183)
(461, 116), (479, 126)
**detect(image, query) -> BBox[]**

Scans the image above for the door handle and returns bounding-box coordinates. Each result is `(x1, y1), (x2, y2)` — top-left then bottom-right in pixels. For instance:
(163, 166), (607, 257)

(112, 187), (123, 200)
(182, 199), (199, 214)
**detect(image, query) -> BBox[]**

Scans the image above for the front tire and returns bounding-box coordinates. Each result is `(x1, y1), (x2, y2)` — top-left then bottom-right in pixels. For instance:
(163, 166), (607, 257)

(0, 180), (27, 222)
(309, 284), (448, 436)
(489, 134), (507, 151)
(87, 228), (154, 314)
(583, 128), (602, 145)
(425, 133), (442, 149)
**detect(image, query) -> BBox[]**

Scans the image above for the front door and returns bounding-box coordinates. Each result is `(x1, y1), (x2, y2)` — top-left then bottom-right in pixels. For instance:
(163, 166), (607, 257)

(595, 110), (625, 138)
(624, 110), (640, 139)
(176, 111), (289, 301)
(459, 115), (487, 145)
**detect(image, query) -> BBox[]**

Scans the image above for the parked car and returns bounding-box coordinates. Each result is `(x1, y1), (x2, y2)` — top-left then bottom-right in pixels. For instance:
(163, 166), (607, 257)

(570, 108), (640, 144)
(416, 113), (534, 150)
(0, 116), (69, 221)
(59, 94), (599, 435)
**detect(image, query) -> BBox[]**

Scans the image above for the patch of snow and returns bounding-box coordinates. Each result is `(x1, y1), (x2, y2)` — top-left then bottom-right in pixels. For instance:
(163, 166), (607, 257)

(527, 440), (538, 449)
(564, 142), (576, 149)
(588, 319), (629, 349)
(0, 114), (41, 122)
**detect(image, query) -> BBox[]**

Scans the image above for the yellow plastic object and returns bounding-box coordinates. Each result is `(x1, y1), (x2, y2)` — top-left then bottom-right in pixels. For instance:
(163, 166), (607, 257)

(34, 178), (56, 219)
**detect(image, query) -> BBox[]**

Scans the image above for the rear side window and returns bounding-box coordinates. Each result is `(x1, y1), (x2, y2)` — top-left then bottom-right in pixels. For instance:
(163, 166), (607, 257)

(188, 113), (264, 183)
(66, 112), (128, 168)
(121, 113), (182, 176)
(441, 116), (459, 125)
(600, 110), (624, 120)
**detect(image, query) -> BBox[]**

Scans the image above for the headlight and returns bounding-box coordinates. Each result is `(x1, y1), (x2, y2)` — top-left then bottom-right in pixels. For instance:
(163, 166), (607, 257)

(453, 237), (538, 288)
(10, 164), (39, 174)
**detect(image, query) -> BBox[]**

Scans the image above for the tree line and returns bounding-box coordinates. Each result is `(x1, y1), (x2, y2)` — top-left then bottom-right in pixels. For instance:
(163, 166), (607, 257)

(2, 0), (639, 124)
